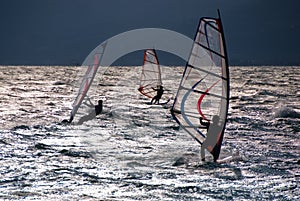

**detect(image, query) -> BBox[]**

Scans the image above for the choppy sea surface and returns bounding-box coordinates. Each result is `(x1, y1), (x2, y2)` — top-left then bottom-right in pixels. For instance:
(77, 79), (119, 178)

(0, 65), (299, 200)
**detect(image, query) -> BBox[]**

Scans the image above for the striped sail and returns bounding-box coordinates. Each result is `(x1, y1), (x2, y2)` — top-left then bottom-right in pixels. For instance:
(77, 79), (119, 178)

(138, 49), (162, 99)
(171, 12), (229, 160)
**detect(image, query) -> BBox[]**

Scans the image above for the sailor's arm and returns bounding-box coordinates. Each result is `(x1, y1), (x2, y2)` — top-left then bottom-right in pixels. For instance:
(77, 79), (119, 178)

(199, 117), (210, 128)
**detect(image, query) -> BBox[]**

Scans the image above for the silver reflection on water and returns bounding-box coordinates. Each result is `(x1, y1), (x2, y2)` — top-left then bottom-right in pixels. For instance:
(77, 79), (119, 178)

(0, 66), (299, 200)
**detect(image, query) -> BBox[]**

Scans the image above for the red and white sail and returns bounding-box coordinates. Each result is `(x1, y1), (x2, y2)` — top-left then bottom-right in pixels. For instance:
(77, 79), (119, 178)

(138, 49), (162, 99)
(69, 42), (106, 123)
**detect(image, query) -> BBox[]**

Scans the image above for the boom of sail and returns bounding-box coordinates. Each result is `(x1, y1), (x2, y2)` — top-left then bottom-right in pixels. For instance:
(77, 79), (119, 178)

(138, 49), (162, 99)
(171, 11), (229, 160)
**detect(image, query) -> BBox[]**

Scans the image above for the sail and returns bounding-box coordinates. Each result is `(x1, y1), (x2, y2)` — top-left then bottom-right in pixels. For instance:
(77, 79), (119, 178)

(138, 49), (162, 98)
(171, 11), (229, 160)
(69, 42), (106, 123)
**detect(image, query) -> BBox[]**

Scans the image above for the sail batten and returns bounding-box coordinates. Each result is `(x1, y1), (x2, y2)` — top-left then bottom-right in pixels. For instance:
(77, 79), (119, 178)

(193, 42), (226, 58)
(171, 12), (229, 161)
(179, 86), (227, 99)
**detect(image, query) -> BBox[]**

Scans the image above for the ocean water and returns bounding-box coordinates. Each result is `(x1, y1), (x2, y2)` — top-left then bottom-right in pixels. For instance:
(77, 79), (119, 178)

(0, 65), (299, 200)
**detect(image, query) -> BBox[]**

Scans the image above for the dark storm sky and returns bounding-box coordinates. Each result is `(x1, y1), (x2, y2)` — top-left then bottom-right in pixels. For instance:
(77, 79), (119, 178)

(0, 0), (299, 66)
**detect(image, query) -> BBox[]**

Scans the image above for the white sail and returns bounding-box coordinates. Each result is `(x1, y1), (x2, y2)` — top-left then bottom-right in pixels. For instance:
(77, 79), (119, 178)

(138, 49), (162, 99)
(69, 42), (106, 123)
(171, 12), (229, 160)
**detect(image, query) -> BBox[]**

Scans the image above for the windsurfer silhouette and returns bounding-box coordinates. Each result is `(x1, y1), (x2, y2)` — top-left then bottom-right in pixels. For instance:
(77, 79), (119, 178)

(77, 99), (103, 125)
(151, 85), (164, 104)
(199, 115), (222, 162)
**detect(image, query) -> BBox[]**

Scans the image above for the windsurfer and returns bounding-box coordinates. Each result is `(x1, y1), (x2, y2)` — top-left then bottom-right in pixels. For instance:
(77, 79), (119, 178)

(151, 85), (164, 104)
(199, 115), (222, 162)
(77, 99), (103, 125)
(94, 100), (103, 115)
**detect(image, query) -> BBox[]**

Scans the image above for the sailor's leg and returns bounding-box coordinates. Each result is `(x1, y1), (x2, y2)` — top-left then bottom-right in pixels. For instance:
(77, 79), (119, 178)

(151, 97), (154, 104)
(201, 145), (205, 161)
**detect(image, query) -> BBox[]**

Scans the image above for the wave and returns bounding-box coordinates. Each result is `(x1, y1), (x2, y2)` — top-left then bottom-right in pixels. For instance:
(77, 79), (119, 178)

(273, 106), (300, 118)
